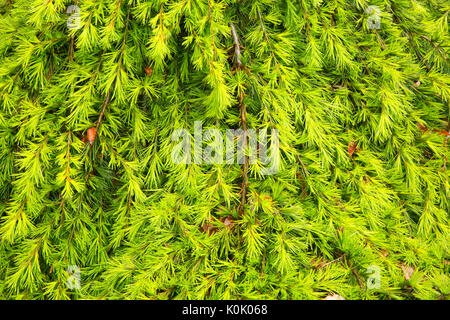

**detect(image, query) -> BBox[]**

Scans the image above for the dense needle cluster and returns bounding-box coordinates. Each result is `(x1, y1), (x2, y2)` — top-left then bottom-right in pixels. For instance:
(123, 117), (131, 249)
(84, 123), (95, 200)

(0, 0), (448, 299)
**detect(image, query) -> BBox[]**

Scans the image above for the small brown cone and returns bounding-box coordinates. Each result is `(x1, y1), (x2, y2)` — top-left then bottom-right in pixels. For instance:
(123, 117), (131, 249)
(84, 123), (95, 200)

(87, 127), (96, 146)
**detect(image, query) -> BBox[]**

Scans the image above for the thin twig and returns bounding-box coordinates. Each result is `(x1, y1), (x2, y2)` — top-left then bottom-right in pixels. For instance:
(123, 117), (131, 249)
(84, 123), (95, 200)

(95, 91), (111, 134)
(321, 254), (344, 268)
(230, 23), (244, 70)
(374, 29), (386, 50)
(94, 11), (131, 138)
(230, 23), (249, 216)
(420, 35), (448, 61)
(238, 89), (248, 217)
(345, 258), (366, 290)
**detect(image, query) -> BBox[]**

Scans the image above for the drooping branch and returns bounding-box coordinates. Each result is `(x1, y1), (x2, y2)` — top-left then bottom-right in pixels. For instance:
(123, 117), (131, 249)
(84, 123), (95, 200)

(420, 35), (448, 61)
(230, 23), (243, 70)
(237, 88), (248, 217)
(94, 91), (112, 134)
(230, 23), (249, 216)
(374, 29), (386, 50)
(94, 10), (131, 139)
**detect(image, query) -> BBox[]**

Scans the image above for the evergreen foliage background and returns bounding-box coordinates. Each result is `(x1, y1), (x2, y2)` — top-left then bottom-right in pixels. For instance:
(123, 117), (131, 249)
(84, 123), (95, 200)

(0, 0), (448, 300)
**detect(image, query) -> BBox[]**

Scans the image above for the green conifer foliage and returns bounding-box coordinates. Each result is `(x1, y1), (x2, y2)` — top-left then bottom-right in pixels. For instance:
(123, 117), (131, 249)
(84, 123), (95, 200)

(0, 0), (448, 300)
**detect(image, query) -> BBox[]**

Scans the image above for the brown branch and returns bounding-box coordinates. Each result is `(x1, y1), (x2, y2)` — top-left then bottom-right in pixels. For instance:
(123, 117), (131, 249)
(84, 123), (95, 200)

(321, 254), (345, 268)
(405, 31), (431, 72)
(374, 29), (386, 50)
(257, 9), (269, 43)
(238, 89), (248, 217)
(69, 36), (75, 62)
(93, 11), (130, 140)
(95, 91), (111, 134)
(230, 23), (244, 70)
(392, 12), (430, 72)
(420, 35), (448, 61)
(391, 10), (446, 71)
(345, 258), (366, 290)
(230, 23), (249, 216)
(351, 267), (365, 290)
